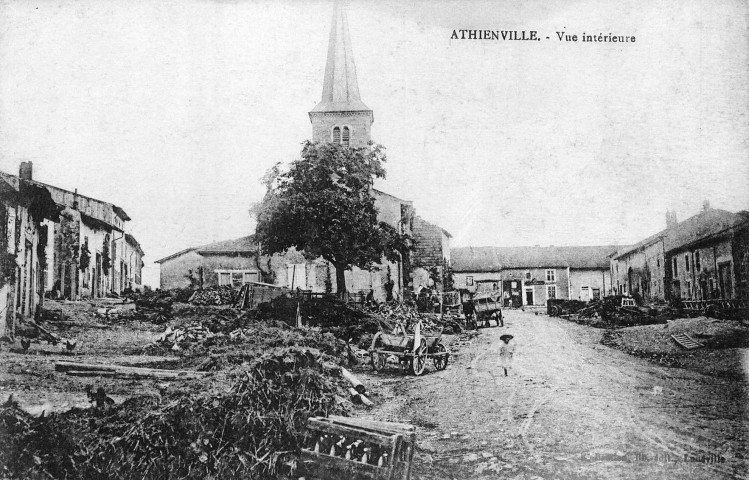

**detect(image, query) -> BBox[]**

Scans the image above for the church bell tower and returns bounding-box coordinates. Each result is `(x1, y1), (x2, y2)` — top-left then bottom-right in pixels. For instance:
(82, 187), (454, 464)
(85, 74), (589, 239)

(309, 1), (373, 148)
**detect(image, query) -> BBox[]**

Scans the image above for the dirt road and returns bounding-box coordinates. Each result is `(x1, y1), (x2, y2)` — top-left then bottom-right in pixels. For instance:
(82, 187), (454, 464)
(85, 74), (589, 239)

(365, 310), (749, 479)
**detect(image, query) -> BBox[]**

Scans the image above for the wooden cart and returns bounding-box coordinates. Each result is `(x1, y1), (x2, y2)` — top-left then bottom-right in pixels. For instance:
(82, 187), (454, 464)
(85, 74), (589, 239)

(368, 323), (449, 376)
(471, 290), (503, 327)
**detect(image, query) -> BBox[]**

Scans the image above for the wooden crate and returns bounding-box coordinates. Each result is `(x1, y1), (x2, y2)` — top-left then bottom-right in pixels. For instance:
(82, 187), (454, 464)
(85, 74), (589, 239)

(298, 416), (416, 480)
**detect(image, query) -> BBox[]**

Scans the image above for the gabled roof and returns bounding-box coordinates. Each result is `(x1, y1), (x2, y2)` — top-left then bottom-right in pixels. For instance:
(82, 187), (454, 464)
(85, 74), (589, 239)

(613, 208), (749, 259)
(155, 236), (257, 264)
(451, 245), (619, 272)
(373, 188), (412, 205)
(196, 236), (257, 255)
(125, 234), (144, 256)
(0, 170), (129, 231)
(414, 215), (452, 239)
(612, 230), (666, 259)
(664, 208), (748, 253)
(310, 1), (372, 116)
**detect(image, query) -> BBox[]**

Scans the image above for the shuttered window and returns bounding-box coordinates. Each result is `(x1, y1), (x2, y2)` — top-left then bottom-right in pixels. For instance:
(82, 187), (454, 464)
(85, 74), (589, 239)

(342, 127), (350, 146)
(332, 127), (341, 144)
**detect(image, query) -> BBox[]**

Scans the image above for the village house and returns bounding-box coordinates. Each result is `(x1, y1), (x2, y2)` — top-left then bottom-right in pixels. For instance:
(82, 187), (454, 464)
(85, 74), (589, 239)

(611, 205), (749, 303)
(451, 245), (617, 307)
(0, 164), (60, 338)
(0, 162), (145, 301)
(155, 236), (263, 290)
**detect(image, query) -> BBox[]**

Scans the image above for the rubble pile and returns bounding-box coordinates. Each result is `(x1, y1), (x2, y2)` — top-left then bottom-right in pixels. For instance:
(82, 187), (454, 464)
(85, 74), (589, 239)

(133, 291), (174, 324)
(0, 347), (349, 480)
(188, 286), (237, 306)
(154, 324), (215, 351)
(549, 296), (677, 328)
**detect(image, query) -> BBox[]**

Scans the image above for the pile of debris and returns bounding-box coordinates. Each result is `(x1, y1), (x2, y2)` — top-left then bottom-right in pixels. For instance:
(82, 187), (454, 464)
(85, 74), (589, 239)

(0, 347), (349, 480)
(188, 286), (237, 306)
(133, 291), (174, 323)
(549, 296), (677, 328)
(154, 324), (216, 351)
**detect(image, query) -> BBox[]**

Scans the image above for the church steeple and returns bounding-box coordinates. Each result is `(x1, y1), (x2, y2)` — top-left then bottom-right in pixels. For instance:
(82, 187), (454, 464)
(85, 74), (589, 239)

(309, 0), (373, 148)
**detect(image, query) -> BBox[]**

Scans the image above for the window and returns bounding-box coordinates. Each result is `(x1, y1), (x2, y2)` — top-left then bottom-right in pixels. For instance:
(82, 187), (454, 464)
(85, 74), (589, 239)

(546, 269), (556, 282)
(687, 281), (692, 299)
(695, 251), (701, 271)
(466, 276), (474, 286)
(216, 270), (258, 287)
(656, 257), (660, 268)
(525, 271), (531, 280)
(673, 257), (678, 276)
(511, 281), (517, 288)
(592, 288), (601, 300)
(342, 126), (350, 146)
(547, 285), (556, 299)
(332, 126), (341, 144)
(685, 254), (690, 272)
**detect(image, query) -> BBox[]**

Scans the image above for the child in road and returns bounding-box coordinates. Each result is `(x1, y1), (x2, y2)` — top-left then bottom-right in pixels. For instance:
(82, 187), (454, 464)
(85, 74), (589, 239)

(499, 334), (515, 376)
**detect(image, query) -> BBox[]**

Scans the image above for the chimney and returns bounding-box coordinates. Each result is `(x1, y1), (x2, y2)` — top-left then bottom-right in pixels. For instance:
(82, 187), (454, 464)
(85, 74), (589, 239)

(666, 210), (677, 229)
(19, 161), (33, 181)
(702, 199), (710, 212)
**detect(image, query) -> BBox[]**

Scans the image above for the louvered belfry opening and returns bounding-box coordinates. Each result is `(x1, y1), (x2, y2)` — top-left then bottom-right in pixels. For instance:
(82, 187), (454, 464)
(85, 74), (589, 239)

(342, 126), (350, 146)
(332, 126), (341, 144)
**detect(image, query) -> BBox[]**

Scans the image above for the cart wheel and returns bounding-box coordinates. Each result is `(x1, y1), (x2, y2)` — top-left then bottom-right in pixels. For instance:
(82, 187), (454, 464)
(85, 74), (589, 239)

(411, 339), (427, 376)
(432, 343), (448, 371)
(371, 352), (386, 371)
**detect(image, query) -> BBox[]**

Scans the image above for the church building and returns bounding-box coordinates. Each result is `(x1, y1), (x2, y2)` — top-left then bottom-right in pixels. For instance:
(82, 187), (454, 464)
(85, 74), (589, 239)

(157, 2), (450, 302)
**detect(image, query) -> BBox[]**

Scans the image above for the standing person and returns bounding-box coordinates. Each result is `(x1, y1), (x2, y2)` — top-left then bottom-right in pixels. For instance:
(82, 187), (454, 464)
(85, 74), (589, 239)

(463, 299), (476, 330)
(491, 309), (504, 327)
(499, 334), (515, 376)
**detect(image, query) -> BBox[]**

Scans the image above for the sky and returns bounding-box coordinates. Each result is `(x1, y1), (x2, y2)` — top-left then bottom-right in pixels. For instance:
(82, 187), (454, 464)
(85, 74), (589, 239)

(1, 0), (747, 287)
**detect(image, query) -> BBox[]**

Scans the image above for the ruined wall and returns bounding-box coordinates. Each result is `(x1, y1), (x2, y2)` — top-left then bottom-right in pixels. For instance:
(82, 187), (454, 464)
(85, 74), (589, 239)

(611, 241), (666, 302)
(51, 208), (81, 299)
(732, 224), (749, 299)
(78, 221), (110, 298)
(668, 237), (734, 300)
(412, 217), (448, 268)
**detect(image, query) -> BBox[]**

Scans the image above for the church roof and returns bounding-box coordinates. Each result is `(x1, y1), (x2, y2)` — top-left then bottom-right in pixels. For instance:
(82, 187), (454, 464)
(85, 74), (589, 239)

(310, 1), (372, 116)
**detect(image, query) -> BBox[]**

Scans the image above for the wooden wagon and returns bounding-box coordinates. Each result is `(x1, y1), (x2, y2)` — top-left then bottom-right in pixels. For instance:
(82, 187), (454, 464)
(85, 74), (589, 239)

(470, 290), (503, 327)
(368, 323), (449, 376)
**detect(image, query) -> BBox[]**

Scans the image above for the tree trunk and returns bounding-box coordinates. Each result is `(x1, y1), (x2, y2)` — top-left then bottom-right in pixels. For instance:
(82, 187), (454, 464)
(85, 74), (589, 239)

(334, 263), (347, 299)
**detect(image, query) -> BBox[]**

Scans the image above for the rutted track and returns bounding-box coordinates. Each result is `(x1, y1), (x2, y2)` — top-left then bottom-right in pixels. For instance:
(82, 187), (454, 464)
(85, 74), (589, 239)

(368, 309), (749, 479)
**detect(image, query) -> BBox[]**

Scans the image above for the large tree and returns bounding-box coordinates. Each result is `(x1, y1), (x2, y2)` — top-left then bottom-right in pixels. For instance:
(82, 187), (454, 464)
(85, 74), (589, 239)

(253, 141), (411, 296)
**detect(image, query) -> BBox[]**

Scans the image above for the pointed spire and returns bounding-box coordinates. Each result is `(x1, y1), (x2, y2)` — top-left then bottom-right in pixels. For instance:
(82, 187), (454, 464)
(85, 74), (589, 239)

(311, 0), (371, 114)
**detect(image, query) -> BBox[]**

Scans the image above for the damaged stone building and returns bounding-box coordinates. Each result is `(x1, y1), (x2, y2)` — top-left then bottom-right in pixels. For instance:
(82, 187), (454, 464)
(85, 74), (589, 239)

(0, 165), (60, 337)
(611, 205), (749, 303)
(0, 162), (145, 302)
(451, 245), (617, 307)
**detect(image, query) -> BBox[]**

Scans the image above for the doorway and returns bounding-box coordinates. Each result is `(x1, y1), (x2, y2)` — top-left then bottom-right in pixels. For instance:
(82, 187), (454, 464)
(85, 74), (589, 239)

(718, 263), (732, 299)
(525, 289), (534, 305)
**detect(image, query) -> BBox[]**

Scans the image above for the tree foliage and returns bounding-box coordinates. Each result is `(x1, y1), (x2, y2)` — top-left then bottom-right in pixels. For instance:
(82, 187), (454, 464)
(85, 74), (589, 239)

(253, 141), (411, 295)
